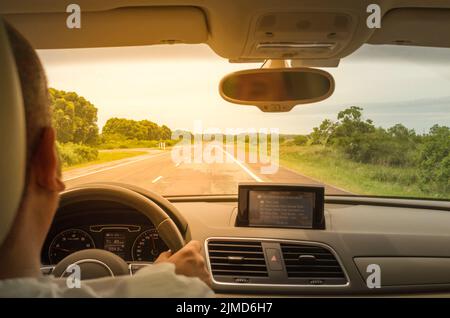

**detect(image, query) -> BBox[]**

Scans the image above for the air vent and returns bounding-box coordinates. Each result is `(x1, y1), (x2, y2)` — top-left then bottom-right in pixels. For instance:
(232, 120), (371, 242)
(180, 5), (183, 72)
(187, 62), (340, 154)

(281, 243), (347, 283)
(206, 239), (349, 287)
(207, 240), (268, 281)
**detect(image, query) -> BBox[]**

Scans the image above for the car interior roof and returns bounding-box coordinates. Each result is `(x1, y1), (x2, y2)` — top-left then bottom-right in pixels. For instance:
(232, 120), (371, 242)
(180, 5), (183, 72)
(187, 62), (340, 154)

(1, 0), (450, 65)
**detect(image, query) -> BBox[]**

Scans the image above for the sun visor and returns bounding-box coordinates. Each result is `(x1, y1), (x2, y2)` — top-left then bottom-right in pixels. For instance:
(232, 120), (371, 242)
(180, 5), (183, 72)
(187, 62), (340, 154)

(369, 8), (450, 48)
(4, 6), (208, 49)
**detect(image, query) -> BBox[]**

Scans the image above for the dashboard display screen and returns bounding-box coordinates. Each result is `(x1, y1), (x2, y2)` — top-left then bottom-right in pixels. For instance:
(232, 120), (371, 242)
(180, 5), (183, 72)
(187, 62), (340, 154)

(236, 183), (325, 229)
(104, 232), (127, 258)
(248, 190), (314, 228)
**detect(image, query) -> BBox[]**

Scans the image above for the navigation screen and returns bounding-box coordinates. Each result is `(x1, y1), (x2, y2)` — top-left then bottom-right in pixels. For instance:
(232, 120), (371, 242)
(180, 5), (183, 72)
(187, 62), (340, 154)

(248, 190), (315, 228)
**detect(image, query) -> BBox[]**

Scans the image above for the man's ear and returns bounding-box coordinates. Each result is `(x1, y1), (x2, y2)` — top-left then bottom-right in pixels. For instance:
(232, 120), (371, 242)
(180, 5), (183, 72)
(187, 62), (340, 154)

(32, 127), (65, 192)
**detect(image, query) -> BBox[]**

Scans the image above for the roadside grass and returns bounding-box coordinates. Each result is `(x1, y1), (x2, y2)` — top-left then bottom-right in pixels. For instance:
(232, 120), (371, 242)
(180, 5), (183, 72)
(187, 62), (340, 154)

(63, 150), (147, 171)
(98, 139), (176, 150)
(279, 145), (436, 199)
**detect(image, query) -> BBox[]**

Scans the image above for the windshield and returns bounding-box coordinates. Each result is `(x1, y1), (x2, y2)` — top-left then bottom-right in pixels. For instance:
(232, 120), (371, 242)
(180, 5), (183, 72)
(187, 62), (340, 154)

(38, 44), (450, 199)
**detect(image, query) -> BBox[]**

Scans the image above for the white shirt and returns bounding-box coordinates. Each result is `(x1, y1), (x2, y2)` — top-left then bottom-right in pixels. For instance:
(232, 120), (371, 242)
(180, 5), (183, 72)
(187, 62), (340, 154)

(0, 263), (214, 298)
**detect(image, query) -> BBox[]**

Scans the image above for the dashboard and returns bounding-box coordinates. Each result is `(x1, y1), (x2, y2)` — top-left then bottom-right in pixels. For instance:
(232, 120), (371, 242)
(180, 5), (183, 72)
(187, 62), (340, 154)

(42, 185), (450, 296)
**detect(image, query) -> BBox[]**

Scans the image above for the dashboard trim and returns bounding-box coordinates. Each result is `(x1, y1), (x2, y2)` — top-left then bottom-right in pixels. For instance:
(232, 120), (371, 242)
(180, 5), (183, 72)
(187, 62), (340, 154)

(128, 262), (152, 276)
(89, 224), (142, 233)
(167, 195), (450, 211)
(204, 237), (350, 290)
(40, 265), (55, 276)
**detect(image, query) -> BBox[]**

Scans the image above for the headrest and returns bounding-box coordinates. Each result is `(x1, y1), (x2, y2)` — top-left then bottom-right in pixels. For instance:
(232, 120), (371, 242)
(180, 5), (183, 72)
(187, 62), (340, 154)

(0, 18), (26, 245)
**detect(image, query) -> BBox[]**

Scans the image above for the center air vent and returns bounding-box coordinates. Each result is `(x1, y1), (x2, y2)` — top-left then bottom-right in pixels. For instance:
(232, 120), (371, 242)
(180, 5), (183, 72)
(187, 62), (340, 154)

(207, 240), (268, 283)
(280, 243), (347, 284)
(206, 239), (348, 287)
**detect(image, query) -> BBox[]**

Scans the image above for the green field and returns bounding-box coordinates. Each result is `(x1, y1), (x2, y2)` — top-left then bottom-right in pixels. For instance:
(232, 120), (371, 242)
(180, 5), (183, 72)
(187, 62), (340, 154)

(63, 150), (147, 171)
(279, 145), (441, 199)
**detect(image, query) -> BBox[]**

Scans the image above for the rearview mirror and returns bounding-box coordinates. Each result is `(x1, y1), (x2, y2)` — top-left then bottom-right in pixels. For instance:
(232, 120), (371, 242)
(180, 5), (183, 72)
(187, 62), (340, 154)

(219, 68), (334, 112)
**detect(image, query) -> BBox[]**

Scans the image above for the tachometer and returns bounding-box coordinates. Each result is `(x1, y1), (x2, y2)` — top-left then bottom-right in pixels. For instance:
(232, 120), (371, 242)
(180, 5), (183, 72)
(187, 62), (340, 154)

(132, 229), (167, 261)
(48, 229), (95, 264)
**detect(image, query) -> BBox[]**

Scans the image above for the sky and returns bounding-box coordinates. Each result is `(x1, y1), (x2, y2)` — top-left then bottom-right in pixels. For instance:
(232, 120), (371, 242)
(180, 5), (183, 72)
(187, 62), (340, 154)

(37, 44), (450, 135)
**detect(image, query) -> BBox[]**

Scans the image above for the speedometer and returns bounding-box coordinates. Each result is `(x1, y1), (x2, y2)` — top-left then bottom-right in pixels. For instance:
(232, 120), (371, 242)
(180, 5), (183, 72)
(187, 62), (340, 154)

(48, 229), (95, 264)
(132, 229), (167, 261)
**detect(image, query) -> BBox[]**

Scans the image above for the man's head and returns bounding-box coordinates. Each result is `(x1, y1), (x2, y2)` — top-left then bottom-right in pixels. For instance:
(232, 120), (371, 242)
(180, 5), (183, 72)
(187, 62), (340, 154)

(6, 22), (52, 178)
(0, 21), (65, 278)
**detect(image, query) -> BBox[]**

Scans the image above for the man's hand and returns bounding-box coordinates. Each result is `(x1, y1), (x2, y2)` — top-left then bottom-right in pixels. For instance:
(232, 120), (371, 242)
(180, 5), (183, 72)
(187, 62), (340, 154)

(154, 240), (212, 287)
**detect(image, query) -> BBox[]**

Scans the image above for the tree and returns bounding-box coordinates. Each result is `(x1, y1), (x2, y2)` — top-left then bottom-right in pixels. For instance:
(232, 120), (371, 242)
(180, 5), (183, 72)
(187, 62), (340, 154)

(140, 120), (160, 140)
(387, 124), (416, 141)
(102, 118), (172, 141)
(417, 125), (450, 194)
(52, 98), (75, 143)
(102, 118), (147, 140)
(160, 125), (172, 140)
(309, 119), (336, 145)
(49, 88), (99, 145)
(384, 124), (420, 166)
(329, 106), (379, 162)
(293, 135), (309, 146)
(333, 106), (375, 139)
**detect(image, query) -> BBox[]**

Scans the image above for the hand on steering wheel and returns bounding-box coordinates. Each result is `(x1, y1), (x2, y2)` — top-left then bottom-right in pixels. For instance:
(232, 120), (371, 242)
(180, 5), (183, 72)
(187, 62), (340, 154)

(52, 184), (186, 279)
(155, 240), (212, 287)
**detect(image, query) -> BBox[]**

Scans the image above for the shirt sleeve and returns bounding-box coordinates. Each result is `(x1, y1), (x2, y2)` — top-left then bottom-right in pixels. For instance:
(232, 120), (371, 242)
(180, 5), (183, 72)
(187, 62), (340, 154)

(75, 263), (215, 298)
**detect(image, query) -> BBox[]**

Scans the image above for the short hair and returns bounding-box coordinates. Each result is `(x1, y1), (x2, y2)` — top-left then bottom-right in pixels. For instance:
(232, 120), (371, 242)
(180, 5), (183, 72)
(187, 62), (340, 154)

(5, 21), (52, 180)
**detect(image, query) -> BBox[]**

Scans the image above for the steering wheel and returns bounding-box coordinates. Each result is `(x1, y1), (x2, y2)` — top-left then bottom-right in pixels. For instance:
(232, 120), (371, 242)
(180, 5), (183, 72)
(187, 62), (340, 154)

(52, 184), (185, 279)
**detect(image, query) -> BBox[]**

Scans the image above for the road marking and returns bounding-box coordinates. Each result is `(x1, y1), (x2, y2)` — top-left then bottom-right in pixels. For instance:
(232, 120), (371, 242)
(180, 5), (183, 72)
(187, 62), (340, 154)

(214, 146), (263, 182)
(152, 176), (163, 183)
(63, 151), (169, 181)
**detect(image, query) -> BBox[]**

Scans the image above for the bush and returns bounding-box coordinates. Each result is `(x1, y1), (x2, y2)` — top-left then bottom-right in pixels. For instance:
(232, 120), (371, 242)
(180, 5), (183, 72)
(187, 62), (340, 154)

(417, 125), (450, 194)
(293, 135), (309, 146)
(331, 118), (417, 166)
(57, 142), (98, 167)
(98, 133), (176, 149)
(368, 167), (418, 186)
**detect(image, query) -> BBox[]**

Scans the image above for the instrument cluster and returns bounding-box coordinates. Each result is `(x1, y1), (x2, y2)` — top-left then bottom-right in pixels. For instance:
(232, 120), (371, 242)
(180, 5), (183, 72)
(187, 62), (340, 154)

(43, 224), (167, 265)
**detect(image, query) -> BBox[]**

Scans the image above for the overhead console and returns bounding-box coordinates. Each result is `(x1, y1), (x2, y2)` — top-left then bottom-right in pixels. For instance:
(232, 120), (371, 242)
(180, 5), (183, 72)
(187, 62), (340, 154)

(241, 12), (357, 61)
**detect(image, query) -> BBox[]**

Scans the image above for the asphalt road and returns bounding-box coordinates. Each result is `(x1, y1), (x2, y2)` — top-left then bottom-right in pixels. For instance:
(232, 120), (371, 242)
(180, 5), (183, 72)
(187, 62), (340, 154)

(63, 146), (351, 196)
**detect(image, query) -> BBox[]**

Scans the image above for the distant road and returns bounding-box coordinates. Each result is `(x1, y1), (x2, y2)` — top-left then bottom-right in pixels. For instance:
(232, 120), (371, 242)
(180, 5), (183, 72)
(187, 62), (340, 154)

(63, 146), (351, 196)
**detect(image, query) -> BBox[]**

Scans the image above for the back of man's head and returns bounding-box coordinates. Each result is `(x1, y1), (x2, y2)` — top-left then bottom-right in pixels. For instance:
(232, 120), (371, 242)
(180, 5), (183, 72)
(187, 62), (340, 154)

(5, 21), (52, 180)
(0, 22), (63, 279)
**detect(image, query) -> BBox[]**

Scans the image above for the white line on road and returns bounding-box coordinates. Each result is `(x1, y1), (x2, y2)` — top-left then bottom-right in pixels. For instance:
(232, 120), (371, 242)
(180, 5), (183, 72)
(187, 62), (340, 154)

(63, 152), (169, 181)
(152, 176), (163, 183)
(214, 146), (263, 182)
